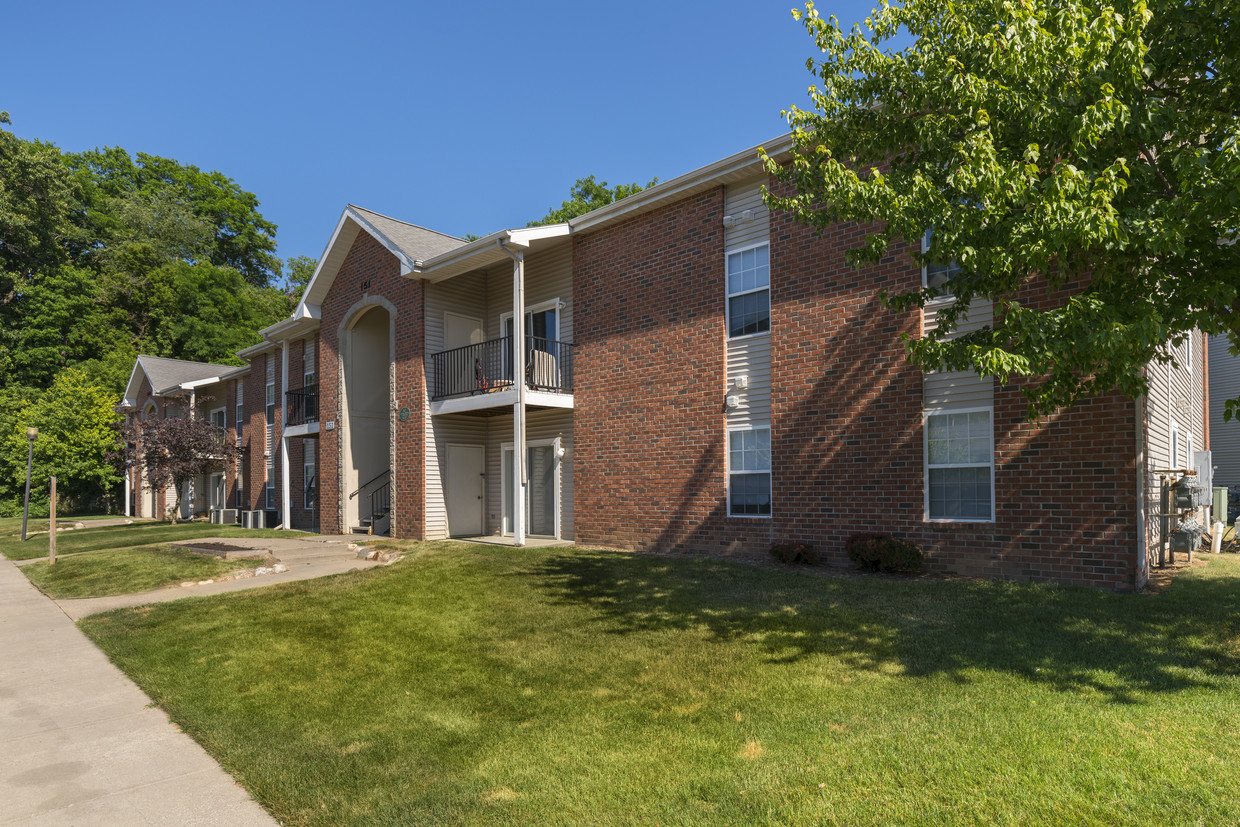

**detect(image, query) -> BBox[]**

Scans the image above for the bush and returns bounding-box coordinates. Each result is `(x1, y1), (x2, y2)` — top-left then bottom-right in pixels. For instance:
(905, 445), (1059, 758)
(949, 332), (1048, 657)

(770, 541), (816, 565)
(845, 533), (924, 573)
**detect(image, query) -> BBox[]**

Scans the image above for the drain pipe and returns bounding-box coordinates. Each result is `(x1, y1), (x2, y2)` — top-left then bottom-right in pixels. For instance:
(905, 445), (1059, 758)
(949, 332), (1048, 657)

(499, 238), (527, 547)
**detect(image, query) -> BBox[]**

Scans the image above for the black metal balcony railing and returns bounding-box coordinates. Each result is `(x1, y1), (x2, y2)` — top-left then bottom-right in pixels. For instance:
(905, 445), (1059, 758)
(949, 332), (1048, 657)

(430, 336), (575, 401)
(286, 388), (318, 427)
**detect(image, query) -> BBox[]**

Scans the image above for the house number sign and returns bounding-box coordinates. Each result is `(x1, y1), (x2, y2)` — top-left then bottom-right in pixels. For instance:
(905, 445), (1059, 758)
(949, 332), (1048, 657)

(359, 279), (371, 291)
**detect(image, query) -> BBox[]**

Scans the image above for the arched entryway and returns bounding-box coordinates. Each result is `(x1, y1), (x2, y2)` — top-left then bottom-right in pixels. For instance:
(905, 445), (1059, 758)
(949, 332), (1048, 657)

(342, 303), (393, 533)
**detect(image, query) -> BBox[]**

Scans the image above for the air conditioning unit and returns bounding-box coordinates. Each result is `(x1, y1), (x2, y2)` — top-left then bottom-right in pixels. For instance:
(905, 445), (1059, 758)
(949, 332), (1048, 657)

(264, 510), (280, 528)
(241, 510), (265, 529)
(209, 508), (239, 525)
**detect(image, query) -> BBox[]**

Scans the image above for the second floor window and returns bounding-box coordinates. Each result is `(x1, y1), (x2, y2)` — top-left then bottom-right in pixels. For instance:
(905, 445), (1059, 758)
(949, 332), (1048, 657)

(727, 244), (770, 338)
(923, 228), (962, 297)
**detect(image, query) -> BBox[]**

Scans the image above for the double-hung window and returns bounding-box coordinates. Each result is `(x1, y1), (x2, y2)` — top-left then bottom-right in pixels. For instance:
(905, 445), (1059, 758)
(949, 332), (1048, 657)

(922, 228), (962, 297)
(727, 244), (770, 338)
(925, 408), (993, 521)
(728, 426), (771, 516)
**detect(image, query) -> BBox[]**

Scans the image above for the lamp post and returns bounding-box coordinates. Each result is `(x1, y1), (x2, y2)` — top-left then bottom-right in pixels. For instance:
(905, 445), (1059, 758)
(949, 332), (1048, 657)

(21, 427), (37, 541)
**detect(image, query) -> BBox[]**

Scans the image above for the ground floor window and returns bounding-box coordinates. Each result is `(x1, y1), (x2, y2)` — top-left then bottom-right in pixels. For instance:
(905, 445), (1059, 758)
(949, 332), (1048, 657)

(266, 477), (275, 510)
(925, 408), (993, 521)
(728, 426), (771, 517)
(304, 460), (316, 510)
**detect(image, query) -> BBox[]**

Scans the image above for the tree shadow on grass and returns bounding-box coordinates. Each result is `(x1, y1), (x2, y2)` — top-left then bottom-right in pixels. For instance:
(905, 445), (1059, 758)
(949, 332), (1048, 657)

(524, 552), (1240, 704)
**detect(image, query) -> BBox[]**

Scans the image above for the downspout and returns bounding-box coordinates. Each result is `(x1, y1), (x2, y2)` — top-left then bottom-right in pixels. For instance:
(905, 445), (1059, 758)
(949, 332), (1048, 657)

(281, 339), (291, 529)
(1135, 395), (1147, 589)
(499, 238), (526, 547)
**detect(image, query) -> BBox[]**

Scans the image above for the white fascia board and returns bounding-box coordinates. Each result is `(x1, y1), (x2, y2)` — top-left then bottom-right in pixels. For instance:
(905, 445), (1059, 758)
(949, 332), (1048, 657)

(569, 134), (794, 233)
(180, 377), (225, 391)
(122, 360), (147, 408)
(413, 224), (571, 283)
(415, 229), (513, 274)
(237, 340), (277, 360)
(507, 224), (571, 246)
(300, 208), (355, 308)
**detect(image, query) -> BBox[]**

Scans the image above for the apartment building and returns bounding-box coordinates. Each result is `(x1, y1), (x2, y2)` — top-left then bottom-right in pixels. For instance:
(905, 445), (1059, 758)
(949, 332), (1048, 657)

(120, 136), (1209, 590)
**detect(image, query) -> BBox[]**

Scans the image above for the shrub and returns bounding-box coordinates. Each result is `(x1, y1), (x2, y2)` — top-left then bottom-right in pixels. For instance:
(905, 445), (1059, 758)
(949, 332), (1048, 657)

(845, 533), (924, 573)
(770, 541), (816, 565)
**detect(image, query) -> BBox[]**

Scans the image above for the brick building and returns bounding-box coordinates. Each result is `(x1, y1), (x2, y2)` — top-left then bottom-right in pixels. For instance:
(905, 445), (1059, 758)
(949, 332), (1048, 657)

(120, 136), (1209, 590)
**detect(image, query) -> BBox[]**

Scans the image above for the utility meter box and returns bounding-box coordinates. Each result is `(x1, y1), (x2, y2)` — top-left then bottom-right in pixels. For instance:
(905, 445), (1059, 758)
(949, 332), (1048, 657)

(1172, 478), (1208, 510)
(1170, 516), (1206, 553)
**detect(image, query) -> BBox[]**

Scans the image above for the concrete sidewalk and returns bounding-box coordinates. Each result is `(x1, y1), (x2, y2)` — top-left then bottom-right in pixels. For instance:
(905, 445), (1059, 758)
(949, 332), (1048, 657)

(54, 534), (382, 620)
(0, 555), (278, 826)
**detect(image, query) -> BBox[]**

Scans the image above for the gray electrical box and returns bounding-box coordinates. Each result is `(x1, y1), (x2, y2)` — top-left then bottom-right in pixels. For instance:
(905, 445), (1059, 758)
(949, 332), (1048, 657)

(1170, 516), (1206, 552)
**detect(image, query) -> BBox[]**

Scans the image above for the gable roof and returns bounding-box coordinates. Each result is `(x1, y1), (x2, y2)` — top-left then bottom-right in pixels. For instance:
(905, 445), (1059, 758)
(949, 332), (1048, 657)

(122, 355), (240, 407)
(297, 206), (464, 311)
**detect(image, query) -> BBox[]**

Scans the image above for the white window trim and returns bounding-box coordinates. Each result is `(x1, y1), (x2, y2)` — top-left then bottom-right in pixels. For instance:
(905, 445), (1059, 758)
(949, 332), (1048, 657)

(725, 242), (771, 342)
(923, 405), (996, 523)
(303, 460), (316, 511)
(921, 230), (958, 306)
(500, 297), (562, 342)
(210, 406), (225, 428)
(500, 438), (561, 539)
(726, 423), (772, 519)
(209, 472), (224, 509)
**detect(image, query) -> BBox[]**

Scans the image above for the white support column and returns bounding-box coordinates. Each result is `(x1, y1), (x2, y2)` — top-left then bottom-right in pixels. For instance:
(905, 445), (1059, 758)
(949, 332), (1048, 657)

(123, 466), (131, 517)
(512, 249), (526, 547)
(281, 435), (291, 530)
(281, 339), (291, 529)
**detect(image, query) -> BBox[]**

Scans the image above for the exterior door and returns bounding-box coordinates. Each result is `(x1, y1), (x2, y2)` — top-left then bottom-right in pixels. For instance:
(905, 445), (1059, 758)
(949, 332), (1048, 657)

(444, 312), (484, 396)
(446, 444), (485, 536)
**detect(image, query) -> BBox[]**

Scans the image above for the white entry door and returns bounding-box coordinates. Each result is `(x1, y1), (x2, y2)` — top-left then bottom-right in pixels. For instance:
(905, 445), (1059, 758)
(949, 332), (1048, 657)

(446, 444), (485, 536)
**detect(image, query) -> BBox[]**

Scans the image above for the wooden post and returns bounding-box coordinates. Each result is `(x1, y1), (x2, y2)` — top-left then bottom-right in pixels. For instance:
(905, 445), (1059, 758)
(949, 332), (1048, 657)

(49, 476), (57, 565)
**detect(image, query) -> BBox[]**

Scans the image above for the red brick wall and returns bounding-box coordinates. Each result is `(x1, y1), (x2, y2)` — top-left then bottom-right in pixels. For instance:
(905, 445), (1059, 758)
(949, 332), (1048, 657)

(572, 180), (1141, 590)
(767, 194), (1141, 590)
(574, 188), (773, 556)
(318, 230), (425, 537)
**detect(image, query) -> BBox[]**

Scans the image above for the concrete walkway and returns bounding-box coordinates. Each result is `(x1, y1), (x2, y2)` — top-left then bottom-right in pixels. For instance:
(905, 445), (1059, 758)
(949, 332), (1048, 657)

(1, 534), (382, 825)
(0, 556), (277, 826)
(54, 534), (382, 620)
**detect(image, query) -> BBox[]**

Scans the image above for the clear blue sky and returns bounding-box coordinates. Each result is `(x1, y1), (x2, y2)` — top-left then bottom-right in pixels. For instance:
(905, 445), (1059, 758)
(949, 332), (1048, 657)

(3, 0), (891, 272)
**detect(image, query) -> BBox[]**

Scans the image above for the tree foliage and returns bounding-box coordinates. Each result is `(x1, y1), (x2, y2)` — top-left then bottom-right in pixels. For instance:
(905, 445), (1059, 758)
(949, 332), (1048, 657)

(0, 369), (123, 516)
(0, 114), (294, 396)
(123, 403), (237, 523)
(528, 174), (659, 226)
(763, 0), (1240, 418)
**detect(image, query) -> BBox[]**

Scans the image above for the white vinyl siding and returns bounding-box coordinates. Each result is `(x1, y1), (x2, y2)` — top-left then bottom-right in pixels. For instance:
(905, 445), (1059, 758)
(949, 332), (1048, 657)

(723, 178), (771, 251)
(486, 409), (573, 539)
(925, 408), (994, 522)
(1144, 332), (1204, 550)
(728, 425), (772, 517)
(422, 243), (574, 540)
(724, 179), (772, 429)
(1209, 334), (1240, 487)
(425, 413), (489, 540)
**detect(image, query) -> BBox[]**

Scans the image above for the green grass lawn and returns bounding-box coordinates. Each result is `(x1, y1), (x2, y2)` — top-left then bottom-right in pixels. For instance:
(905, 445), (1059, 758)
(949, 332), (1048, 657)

(80, 544), (1240, 826)
(0, 520), (297, 561)
(20, 544), (266, 599)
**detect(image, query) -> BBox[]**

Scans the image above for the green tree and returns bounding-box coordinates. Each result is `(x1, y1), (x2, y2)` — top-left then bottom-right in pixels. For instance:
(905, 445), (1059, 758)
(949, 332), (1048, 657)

(764, 0), (1240, 418)
(67, 147), (280, 286)
(528, 175), (659, 226)
(123, 402), (237, 523)
(283, 254), (318, 301)
(0, 369), (123, 516)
